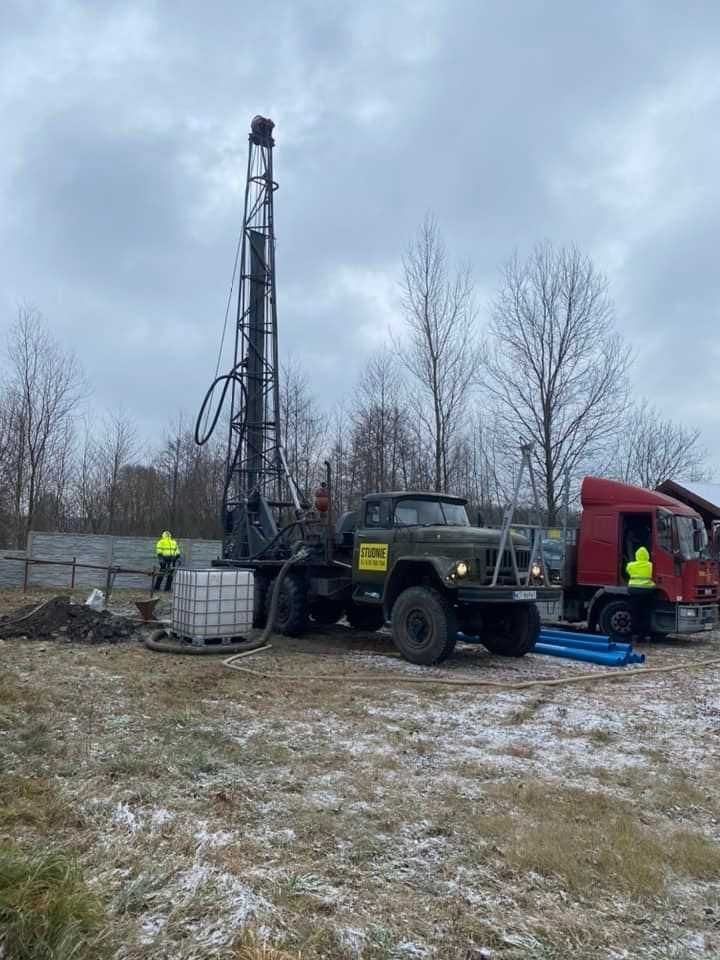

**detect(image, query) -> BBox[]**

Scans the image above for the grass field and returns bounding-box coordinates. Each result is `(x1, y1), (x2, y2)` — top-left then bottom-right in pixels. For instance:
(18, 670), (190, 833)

(1, 588), (720, 959)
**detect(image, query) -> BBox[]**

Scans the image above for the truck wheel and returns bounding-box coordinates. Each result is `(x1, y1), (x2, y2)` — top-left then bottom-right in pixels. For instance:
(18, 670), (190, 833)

(482, 604), (540, 657)
(345, 602), (385, 631)
(598, 600), (635, 641)
(252, 574), (270, 628)
(391, 587), (458, 665)
(269, 573), (308, 637)
(309, 597), (345, 626)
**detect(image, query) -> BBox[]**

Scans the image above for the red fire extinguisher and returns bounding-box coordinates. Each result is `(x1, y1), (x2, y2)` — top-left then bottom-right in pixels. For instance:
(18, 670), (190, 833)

(314, 482), (330, 514)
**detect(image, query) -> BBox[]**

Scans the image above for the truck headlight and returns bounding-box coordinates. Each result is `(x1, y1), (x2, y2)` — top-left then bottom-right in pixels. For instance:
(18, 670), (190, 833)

(680, 607), (698, 618)
(531, 562), (542, 578)
(455, 561), (469, 578)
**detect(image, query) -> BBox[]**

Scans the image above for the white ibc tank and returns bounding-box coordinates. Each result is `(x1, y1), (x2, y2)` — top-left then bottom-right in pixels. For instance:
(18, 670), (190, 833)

(172, 569), (254, 641)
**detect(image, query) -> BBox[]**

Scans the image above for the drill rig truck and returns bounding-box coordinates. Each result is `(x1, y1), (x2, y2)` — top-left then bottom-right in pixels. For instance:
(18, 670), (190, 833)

(196, 116), (560, 665)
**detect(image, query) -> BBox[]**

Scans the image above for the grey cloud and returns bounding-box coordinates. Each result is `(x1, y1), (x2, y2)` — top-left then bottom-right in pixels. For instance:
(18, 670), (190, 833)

(1, 0), (719, 470)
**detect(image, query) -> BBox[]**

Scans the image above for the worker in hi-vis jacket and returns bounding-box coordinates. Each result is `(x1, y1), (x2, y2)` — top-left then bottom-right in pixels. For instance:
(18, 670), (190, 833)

(154, 530), (180, 592)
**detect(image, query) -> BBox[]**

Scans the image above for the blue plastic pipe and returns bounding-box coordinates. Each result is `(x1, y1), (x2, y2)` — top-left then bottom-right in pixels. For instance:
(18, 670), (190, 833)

(538, 631), (633, 654)
(539, 628), (622, 646)
(532, 642), (645, 666)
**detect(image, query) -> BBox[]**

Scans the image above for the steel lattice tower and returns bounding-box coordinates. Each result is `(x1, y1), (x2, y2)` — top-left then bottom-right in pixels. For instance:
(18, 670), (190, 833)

(224, 116), (283, 559)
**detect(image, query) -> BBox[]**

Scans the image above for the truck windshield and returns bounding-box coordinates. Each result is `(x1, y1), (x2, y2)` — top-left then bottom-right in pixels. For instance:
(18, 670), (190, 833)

(674, 516), (708, 560)
(394, 500), (469, 527)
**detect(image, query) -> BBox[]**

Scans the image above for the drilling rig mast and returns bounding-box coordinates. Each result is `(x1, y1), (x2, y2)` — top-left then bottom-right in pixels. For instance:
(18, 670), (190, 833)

(223, 116), (287, 560)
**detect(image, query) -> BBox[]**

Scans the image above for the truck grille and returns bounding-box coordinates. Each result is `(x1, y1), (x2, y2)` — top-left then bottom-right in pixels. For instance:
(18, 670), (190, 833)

(481, 548), (530, 585)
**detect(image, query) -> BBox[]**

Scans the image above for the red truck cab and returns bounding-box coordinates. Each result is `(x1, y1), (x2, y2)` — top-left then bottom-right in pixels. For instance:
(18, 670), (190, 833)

(555, 477), (719, 639)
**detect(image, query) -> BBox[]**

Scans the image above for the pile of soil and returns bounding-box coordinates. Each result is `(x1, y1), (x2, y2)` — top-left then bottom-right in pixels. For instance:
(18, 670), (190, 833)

(0, 596), (138, 644)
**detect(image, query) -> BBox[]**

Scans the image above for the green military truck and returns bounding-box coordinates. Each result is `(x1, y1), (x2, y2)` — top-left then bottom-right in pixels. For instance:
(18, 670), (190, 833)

(257, 490), (561, 666)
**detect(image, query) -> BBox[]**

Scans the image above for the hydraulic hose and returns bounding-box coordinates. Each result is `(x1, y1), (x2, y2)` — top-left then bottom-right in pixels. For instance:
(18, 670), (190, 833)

(195, 371), (238, 446)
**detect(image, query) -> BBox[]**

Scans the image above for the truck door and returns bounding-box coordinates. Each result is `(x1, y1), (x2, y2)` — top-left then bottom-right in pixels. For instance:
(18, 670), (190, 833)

(619, 512), (652, 582)
(353, 498), (394, 599)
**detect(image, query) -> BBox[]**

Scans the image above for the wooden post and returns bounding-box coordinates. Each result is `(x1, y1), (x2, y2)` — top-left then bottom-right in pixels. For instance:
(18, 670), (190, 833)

(24, 530), (33, 593)
(70, 557), (77, 589)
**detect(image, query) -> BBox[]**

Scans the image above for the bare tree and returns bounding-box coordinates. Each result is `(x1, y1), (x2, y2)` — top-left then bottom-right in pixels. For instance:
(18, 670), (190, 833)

(614, 401), (707, 489)
(6, 308), (84, 545)
(350, 353), (407, 494)
(451, 413), (505, 522)
(483, 243), (631, 523)
(397, 216), (477, 492)
(102, 412), (137, 534)
(75, 411), (139, 534)
(280, 359), (327, 499)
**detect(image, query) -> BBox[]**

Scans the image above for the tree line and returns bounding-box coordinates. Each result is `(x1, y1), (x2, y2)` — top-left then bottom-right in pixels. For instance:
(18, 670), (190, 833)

(0, 222), (707, 548)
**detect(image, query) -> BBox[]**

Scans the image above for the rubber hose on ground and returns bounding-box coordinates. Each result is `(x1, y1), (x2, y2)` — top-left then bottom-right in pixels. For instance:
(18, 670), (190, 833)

(144, 630), (263, 655)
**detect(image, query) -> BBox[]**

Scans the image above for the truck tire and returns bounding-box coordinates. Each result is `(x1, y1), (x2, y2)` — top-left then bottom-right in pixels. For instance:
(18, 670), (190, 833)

(482, 603), (539, 657)
(345, 602), (385, 631)
(598, 600), (636, 641)
(269, 573), (308, 637)
(309, 597), (345, 626)
(252, 574), (270, 628)
(391, 586), (458, 665)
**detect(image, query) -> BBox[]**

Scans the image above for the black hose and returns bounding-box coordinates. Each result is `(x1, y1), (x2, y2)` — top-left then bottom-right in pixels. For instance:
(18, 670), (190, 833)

(195, 370), (244, 446)
(256, 546), (308, 645)
(144, 631), (260, 655)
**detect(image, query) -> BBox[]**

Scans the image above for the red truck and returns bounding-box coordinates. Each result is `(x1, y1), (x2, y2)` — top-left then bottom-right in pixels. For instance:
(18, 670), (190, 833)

(536, 477), (719, 640)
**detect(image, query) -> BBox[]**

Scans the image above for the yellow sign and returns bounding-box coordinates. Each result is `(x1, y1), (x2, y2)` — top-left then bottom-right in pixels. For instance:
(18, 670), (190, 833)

(358, 542), (389, 572)
(547, 528), (561, 539)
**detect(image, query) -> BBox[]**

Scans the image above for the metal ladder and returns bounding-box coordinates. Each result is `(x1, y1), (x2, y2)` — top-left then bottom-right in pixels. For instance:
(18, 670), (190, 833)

(490, 444), (550, 588)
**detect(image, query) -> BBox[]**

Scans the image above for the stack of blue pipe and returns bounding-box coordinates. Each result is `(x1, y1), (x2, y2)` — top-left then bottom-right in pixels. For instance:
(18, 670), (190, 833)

(533, 627), (645, 666)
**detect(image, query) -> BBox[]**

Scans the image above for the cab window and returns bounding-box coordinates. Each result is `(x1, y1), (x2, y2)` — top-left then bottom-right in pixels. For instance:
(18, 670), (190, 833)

(656, 509), (673, 554)
(364, 500), (390, 528)
(394, 499), (445, 526)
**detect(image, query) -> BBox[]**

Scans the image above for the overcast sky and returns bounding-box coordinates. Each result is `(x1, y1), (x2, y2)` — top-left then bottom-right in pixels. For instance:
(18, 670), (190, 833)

(1, 1), (718, 471)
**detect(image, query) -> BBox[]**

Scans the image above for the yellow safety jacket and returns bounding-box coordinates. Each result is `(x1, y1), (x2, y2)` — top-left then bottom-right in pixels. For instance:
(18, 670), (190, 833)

(626, 546), (654, 587)
(156, 531), (180, 558)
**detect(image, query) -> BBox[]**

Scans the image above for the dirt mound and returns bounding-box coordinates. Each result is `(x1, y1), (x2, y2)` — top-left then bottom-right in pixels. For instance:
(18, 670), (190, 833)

(0, 596), (138, 644)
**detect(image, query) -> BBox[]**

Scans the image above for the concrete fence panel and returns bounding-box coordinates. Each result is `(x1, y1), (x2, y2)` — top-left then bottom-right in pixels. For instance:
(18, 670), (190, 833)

(0, 532), (223, 592)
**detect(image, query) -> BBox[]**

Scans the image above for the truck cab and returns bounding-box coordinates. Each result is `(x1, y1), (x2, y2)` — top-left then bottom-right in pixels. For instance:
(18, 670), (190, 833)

(346, 491), (560, 664)
(554, 477), (718, 639)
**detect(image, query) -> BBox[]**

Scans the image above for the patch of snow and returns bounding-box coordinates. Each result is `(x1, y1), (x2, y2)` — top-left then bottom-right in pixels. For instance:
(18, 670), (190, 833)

(306, 789), (341, 808)
(112, 801), (142, 832)
(140, 914), (166, 944)
(337, 926), (366, 955)
(395, 940), (431, 957)
(150, 807), (175, 827)
(108, 802), (176, 833)
(255, 825), (296, 846)
(194, 827), (236, 848)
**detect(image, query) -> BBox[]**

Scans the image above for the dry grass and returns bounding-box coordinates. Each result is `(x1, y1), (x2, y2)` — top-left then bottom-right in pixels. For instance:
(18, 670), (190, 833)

(473, 781), (720, 899)
(0, 776), (83, 834)
(230, 931), (302, 960)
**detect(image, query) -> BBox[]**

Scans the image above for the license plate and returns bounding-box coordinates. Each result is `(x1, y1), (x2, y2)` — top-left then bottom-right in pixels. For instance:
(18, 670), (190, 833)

(513, 590), (537, 601)
(704, 623), (713, 631)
